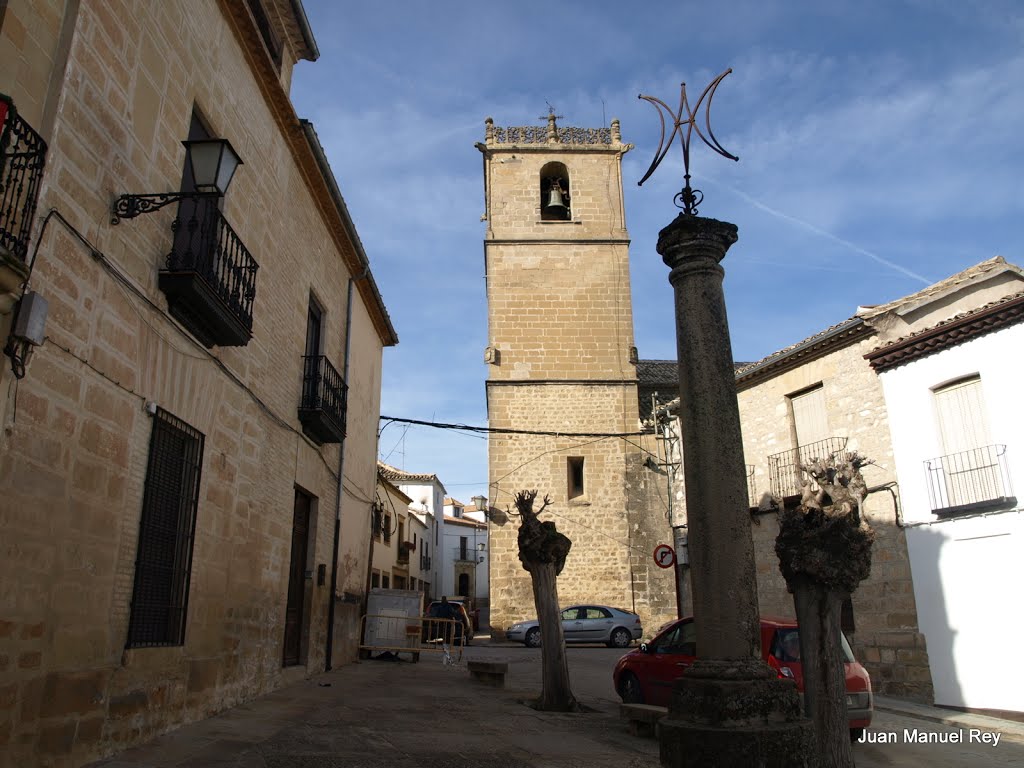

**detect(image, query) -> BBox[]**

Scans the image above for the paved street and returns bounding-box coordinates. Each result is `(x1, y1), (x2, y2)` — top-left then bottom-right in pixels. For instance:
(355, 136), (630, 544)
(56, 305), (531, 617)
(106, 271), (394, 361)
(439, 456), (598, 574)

(85, 640), (1024, 768)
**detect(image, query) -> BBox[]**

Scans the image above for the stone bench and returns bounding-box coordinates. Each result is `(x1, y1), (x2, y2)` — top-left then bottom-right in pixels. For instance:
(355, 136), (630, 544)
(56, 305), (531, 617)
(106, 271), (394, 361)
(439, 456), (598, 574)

(467, 660), (508, 687)
(620, 703), (667, 737)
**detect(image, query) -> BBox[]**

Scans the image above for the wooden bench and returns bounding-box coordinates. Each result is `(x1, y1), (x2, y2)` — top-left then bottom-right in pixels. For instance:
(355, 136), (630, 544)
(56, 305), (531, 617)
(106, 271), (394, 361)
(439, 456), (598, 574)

(620, 703), (667, 737)
(467, 660), (508, 687)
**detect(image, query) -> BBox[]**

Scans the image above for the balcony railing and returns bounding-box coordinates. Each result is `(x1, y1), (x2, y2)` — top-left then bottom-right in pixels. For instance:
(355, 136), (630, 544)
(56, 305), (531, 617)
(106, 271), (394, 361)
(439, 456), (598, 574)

(396, 541), (414, 564)
(768, 436), (849, 499)
(159, 200), (258, 348)
(925, 444), (1015, 517)
(0, 95), (47, 266)
(298, 354), (348, 444)
(452, 547), (480, 563)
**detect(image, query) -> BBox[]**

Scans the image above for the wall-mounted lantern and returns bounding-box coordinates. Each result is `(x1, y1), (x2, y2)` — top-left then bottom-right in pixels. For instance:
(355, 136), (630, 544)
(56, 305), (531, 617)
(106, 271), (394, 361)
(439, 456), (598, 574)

(111, 138), (243, 223)
(471, 494), (488, 517)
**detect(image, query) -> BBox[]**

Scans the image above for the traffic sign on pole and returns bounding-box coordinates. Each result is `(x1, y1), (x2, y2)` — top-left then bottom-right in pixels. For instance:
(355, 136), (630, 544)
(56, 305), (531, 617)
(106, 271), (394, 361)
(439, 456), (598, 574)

(653, 544), (676, 569)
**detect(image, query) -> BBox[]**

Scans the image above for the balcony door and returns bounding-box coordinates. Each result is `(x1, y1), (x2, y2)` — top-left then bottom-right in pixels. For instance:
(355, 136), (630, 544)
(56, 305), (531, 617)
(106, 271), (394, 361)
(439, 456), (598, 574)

(173, 113), (218, 267)
(302, 297), (323, 409)
(791, 385), (828, 447)
(933, 377), (998, 506)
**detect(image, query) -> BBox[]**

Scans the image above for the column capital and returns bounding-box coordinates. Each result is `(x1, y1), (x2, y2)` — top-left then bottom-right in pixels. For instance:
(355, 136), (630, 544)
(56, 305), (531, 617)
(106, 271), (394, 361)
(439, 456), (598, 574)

(657, 214), (738, 269)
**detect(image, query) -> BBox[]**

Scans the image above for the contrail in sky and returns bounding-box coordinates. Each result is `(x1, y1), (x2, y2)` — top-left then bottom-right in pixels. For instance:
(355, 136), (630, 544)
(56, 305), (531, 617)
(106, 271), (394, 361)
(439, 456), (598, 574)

(723, 184), (934, 286)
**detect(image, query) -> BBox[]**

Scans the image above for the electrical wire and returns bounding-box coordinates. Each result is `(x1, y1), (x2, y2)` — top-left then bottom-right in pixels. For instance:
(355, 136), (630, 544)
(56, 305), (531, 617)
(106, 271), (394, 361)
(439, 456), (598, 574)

(380, 414), (647, 438)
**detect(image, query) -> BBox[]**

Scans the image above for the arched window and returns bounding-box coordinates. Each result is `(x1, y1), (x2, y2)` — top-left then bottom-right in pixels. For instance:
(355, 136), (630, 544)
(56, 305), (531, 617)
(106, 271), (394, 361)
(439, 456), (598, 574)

(539, 162), (571, 221)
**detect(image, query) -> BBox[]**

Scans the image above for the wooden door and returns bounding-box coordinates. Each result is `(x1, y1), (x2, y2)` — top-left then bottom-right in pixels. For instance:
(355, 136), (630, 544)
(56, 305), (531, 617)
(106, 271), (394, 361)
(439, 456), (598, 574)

(283, 490), (310, 666)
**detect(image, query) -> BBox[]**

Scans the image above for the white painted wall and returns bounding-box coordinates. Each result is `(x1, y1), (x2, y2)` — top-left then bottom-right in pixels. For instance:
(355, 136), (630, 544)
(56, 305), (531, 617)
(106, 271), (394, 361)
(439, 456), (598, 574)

(442, 517), (488, 601)
(879, 322), (1024, 712)
(395, 479), (446, 600)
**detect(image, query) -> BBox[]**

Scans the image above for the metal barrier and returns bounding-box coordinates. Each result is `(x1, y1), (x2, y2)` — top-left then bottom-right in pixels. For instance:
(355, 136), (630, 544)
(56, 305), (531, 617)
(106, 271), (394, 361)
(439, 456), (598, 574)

(358, 614), (465, 663)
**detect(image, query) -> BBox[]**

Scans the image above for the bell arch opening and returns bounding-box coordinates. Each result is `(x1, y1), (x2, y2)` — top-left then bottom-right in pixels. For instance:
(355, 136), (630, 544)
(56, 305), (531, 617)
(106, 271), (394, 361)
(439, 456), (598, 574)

(539, 162), (571, 221)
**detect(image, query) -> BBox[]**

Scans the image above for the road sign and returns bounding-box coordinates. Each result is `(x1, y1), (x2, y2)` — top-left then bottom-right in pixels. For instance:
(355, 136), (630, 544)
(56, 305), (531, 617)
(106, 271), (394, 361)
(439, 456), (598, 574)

(653, 544), (676, 569)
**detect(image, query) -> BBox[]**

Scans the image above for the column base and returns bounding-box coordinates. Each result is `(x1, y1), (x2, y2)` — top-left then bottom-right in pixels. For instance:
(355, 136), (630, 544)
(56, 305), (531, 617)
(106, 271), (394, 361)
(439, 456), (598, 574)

(659, 663), (817, 767)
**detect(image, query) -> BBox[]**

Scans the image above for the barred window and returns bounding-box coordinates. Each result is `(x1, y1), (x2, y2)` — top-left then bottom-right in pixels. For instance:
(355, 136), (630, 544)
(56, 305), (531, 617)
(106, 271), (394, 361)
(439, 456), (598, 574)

(126, 409), (204, 648)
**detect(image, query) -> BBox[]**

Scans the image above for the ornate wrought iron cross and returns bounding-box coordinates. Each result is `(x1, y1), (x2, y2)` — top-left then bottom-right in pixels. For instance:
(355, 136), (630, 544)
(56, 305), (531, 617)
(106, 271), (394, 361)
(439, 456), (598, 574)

(638, 69), (738, 215)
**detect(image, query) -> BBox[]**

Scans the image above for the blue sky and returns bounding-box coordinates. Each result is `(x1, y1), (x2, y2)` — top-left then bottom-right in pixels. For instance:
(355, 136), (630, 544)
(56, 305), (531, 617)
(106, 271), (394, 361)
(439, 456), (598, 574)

(290, 0), (1024, 505)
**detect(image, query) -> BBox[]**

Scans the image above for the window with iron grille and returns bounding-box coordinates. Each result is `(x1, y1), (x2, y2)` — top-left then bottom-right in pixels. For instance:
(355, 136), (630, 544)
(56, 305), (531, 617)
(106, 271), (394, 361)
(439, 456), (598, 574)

(126, 409), (204, 648)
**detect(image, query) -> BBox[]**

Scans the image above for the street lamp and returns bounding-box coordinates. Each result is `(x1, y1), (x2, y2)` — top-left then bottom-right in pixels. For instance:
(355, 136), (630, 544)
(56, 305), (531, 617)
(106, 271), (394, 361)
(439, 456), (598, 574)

(471, 494), (488, 517)
(112, 137), (243, 222)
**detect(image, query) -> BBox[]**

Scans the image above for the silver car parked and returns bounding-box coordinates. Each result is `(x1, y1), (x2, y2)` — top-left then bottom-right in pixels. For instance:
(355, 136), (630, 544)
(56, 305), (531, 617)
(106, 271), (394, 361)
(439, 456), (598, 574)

(506, 605), (642, 648)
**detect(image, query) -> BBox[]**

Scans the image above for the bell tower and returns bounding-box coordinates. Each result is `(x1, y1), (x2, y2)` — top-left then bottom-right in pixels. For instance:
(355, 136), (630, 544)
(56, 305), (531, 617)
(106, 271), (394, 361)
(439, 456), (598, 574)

(477, 114), (641, 637)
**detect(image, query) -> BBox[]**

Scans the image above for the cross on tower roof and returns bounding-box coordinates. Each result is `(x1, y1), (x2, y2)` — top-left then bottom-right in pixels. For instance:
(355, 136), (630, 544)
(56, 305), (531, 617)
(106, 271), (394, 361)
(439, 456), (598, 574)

(538, 103), (563, 124)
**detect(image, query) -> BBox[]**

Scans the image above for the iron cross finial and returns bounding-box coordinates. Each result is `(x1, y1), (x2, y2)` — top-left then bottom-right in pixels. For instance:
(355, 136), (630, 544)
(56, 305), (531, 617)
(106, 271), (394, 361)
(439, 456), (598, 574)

(538, 103), (564, 123)
(637, 69), (739, 215)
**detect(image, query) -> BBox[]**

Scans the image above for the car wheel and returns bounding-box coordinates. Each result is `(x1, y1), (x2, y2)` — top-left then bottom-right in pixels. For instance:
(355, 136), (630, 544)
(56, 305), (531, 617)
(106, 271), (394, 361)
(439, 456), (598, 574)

(525, 627), (541, 648)
(850, 728), (865, 743)
(609, 627), (632, 648)
(620, 672), (644, 704)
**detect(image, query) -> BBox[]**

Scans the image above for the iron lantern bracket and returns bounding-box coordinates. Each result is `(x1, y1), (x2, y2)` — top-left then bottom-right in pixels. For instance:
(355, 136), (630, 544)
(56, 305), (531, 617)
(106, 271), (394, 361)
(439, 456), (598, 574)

(111, 191), (221, 225)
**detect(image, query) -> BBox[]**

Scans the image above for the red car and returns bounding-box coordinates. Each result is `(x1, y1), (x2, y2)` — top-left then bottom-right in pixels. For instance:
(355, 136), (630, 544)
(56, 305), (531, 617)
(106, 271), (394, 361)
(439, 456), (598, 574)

(613, 616), (872, 739)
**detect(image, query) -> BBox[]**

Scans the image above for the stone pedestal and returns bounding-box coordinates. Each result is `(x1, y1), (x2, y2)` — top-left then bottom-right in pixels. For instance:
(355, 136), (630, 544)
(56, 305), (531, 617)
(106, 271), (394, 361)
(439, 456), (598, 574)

(656, 214), (816, 767)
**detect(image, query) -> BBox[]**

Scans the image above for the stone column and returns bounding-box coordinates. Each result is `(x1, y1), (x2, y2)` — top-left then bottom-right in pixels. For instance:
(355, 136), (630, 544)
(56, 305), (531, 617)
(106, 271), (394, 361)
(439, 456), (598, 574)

(656, 214), (815, 767)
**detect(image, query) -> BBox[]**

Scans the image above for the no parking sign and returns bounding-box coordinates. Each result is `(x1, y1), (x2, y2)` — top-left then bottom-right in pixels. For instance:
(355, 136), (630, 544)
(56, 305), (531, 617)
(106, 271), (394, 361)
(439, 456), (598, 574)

(653, 544), (676, 568)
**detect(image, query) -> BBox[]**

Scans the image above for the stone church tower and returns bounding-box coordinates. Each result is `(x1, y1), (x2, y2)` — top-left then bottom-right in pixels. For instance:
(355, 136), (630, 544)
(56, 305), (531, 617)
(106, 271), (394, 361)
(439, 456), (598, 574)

(477, 115), (677, 637)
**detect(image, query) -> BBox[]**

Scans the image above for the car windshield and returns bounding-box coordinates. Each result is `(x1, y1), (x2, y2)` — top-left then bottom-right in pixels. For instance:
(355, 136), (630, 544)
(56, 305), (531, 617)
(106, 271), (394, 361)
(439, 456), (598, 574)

(768, 627), (855, 663)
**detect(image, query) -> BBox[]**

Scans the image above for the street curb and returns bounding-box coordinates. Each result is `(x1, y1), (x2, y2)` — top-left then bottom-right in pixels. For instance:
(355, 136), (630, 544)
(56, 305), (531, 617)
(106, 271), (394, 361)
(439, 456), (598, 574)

(874, 698), (1024, 743)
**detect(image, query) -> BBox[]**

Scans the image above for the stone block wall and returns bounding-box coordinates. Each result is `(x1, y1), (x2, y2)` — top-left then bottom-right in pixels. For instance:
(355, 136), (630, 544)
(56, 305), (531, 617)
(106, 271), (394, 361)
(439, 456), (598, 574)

(487, 383), (645, 635)
(735, 336), (932, 701)
(485, 241), (635, 381)
(0, 2), (388, 765)
(483, 144), (628, 240)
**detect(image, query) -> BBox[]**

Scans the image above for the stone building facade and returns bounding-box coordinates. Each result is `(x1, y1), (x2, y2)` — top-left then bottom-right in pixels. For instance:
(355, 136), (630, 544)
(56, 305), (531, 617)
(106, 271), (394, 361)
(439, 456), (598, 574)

(377, 462), (446, 602)
(731, 318), (930, 700)
(478, 115), (678, 638)
(0, 2), (396, 765)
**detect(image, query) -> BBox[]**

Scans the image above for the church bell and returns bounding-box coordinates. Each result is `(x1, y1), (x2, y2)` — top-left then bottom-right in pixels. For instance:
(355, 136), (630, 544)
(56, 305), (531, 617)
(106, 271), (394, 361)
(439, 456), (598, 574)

(546, 180), (567, 209)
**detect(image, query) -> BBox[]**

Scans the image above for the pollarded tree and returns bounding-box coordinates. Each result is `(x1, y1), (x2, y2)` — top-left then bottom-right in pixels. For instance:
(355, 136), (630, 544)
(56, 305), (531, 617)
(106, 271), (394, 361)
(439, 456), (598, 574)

(512, 489), (579, 712)
(775, 452), (875, 768)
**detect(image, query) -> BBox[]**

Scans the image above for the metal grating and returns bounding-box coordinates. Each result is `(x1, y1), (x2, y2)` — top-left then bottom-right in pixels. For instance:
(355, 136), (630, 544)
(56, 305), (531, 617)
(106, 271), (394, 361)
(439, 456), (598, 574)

(126, 409), (204, 648)
(767, 436), (849, 499)
(0, 94), (47, 262)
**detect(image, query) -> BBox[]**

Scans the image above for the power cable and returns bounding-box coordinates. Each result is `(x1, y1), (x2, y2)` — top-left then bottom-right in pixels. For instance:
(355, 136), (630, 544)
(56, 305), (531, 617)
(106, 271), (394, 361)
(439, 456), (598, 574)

(380, 415), (647, 438)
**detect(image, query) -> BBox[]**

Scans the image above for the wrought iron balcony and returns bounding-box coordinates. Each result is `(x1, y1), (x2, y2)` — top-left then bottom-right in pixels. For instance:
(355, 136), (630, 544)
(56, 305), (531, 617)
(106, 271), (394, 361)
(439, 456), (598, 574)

(452, 547), (481, 564)
(925, 444), (1015, 517)
(0, 95), (47, 286)
(298, 354), (348, 445)
(396, 540), (414, 564)
(158, 200), (258, 348)
(767, 436), (849, 499)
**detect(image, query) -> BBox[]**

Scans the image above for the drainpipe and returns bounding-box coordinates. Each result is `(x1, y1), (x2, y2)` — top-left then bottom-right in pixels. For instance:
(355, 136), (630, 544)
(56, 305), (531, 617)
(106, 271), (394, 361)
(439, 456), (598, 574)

(325, 269), (367, 671)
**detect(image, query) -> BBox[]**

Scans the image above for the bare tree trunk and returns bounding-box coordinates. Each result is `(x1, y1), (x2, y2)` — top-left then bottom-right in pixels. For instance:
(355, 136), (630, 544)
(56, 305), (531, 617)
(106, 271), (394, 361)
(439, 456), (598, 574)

(792, 579), (853, 766)
(529, 560), (576, 710)
(513, 490), (578, 712)
(775, 453), (874, 768)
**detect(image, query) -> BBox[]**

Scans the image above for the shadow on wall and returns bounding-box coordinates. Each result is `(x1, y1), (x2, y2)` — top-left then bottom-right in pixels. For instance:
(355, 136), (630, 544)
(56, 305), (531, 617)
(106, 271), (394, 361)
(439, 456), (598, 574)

(904, 524), (959, 707)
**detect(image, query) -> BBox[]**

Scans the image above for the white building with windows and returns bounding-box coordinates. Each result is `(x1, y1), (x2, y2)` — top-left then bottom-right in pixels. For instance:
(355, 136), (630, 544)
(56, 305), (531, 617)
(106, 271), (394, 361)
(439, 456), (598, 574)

(377, 462), (446, 601)
(868, 266), (1024, 714)
(442, 498), (489, 616)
